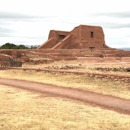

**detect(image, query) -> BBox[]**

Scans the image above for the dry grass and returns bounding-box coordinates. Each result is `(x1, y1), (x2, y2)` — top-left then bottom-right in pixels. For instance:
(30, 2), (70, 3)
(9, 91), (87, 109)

(23, 60), (130, 67)
(0, 85), (130, 130)
(0, 69), (130, 99)
(23, 61), (130, 76)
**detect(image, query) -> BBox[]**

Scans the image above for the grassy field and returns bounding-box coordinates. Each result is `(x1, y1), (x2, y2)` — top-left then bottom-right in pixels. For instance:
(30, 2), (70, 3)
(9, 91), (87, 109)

(0, 61), (130, 129)
(0, 84), (130, 130)
(0, 69), (130, 99)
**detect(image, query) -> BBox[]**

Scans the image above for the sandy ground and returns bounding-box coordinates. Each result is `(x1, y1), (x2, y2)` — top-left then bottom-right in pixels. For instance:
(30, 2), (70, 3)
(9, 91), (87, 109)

(0, 77), (130, 115)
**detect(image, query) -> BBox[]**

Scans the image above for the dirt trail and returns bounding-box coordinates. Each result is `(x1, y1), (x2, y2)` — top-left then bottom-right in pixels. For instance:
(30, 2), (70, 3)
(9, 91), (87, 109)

(0, 78), (130, 115)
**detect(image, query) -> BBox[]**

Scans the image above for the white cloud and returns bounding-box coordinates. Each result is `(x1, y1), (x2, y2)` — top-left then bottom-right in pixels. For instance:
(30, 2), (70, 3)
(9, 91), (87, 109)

(0, 0), (130, 48)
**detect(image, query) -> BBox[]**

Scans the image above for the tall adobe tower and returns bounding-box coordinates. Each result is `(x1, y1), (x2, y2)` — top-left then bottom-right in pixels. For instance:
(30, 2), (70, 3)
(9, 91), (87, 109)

(37, 25), (109, 49)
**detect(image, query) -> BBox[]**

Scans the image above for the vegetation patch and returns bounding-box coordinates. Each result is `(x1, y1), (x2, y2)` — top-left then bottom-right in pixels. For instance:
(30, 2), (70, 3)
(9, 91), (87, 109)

(0, 85), (130, 130)
(0, 69), (130, 99)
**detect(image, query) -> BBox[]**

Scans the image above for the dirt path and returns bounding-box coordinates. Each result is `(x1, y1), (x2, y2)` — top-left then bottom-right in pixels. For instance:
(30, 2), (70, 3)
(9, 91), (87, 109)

(0, 78), (130, 115)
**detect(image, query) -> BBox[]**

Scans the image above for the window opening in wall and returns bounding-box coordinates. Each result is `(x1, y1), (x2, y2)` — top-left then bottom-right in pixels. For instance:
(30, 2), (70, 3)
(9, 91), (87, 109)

(59, 35), (66, 41)
(89, 47), (95, 52)
(90, 32), (94, 38)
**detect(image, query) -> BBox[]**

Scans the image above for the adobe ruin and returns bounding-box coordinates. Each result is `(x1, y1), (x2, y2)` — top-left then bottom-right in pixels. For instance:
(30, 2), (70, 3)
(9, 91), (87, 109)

(37, 25), (109, 50)
(0, 24), (130, 64)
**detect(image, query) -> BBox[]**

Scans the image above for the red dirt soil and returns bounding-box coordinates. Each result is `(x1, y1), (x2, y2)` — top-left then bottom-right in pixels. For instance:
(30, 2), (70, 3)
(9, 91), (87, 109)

(0, 78), (130, 115)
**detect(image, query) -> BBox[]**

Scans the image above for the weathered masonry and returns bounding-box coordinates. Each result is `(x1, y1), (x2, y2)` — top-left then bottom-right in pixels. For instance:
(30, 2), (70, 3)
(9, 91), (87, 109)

(0, 54), (22, 69)
(37, 25), (109, 49)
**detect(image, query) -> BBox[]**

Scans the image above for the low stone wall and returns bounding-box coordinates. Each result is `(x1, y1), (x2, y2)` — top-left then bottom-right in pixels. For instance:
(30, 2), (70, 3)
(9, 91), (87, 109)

(9, 67), (130, 83)
(44, 65), (84, 70)
(122, 57), (130, 62)
(95, 67), (130, 72)
(29, 59), (53, 64)
(0, 49), (130, 62)
(86, 73), (130, 83)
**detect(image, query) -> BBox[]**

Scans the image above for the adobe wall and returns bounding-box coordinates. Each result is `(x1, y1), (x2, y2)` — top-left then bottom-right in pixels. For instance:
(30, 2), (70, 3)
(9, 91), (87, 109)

(37, 30), (69, 49)
(79, 25), (106, 48)
(37, 25), (108, 49)
(59, 25), (107, 49)
(58, 26), (80, 49)
(48, 30), (69, 42)
(52, 35), (71, 49)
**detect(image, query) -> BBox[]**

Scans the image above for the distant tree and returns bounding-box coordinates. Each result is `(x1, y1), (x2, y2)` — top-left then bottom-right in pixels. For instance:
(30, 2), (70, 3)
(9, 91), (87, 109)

(0, 43), (29, 49)
(15, 44), (29, 49)
(30, 45), (39, 49)
(0, 42), (16, 49)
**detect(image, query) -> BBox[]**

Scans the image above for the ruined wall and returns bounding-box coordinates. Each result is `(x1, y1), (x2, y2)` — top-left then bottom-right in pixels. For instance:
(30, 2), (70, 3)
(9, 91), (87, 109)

(37, 30), (69, 49)
(79, 25), (106, 48)
(37, 30), (57, 49)
(67, 26), (80, 49)
(37, 25), (108, 49)
(65, 25), (107, 49)
(52, 35), (71, 49)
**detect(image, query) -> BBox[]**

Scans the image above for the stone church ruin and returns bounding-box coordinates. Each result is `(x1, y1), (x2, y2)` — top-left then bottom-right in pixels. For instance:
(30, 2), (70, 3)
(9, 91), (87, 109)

(37, 25), (109, 50)
(0, 24), (130, 64)
(35, 24), (130, 59)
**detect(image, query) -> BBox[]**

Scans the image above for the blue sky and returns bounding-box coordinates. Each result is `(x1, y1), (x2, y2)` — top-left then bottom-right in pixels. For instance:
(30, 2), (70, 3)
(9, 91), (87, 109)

(0, 0), (130, 48)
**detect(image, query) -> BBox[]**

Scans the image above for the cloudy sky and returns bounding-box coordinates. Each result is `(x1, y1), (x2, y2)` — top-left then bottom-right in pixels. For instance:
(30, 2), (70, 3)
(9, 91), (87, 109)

(0, 0), (130, 48)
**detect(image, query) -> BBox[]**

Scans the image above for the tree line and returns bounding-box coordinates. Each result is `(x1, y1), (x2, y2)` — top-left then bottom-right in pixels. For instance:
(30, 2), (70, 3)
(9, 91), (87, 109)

(0, 43), (38, 49)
